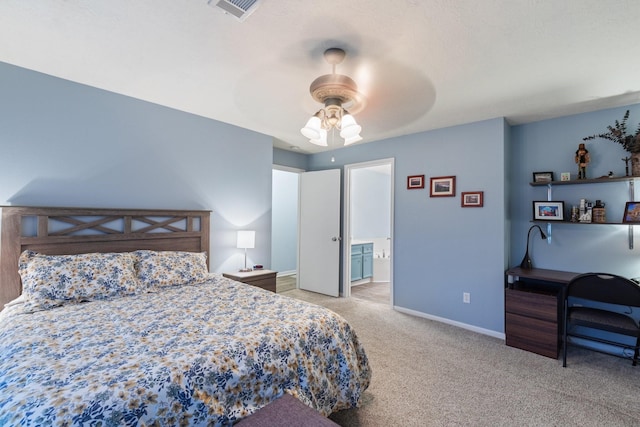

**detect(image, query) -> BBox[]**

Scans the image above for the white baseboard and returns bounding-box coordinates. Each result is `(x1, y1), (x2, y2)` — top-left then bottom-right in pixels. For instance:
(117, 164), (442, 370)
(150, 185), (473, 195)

(393, 306), (505, 340)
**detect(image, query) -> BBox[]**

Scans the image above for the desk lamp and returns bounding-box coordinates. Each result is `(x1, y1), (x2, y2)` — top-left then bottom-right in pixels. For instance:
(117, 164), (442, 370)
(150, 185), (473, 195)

(237, 230), (255, 272)
(520, 225), (547, 269)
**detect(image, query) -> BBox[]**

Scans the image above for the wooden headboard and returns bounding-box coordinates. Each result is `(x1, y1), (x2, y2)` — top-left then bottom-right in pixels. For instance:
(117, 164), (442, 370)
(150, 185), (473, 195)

(0, 206), (211, 309)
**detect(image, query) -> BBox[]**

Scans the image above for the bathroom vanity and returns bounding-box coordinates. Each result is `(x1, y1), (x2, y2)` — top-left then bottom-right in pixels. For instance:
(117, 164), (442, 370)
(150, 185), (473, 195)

(351, 242), (373, 281)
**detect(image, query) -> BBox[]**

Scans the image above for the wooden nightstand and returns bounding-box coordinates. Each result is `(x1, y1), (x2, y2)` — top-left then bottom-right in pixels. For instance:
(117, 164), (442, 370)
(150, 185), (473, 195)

(223, 269), (277, 293)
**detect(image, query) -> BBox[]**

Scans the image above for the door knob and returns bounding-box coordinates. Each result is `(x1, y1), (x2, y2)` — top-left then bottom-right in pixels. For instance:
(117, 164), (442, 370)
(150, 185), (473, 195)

(332, 236), (342, 241)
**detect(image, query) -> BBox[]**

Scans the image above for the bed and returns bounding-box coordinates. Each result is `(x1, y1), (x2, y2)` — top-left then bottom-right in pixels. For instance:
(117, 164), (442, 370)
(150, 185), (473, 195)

(0, 206), (371, 426)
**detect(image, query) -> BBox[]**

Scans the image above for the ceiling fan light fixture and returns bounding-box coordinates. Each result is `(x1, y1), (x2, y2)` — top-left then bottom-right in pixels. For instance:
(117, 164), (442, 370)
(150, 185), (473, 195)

(324, 102), (342, 128)
(301, 47), (365, 147)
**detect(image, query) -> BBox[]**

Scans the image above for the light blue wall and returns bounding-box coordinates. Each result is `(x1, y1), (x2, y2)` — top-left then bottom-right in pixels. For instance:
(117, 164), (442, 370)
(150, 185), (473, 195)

(0, 62), (274, 273)
(351, 168), (391, 239)
(510, 104), (640, 278)
(271, 169), (298, 273)
(5, 60), (639, 336)
(503, 120), (512, 269)
(273, 148), (308, 170)
(308, 118), (508, 333)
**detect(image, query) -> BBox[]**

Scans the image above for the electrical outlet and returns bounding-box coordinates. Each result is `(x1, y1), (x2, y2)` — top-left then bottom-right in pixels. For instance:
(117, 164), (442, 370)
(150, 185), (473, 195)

(463, 292), (470, 303)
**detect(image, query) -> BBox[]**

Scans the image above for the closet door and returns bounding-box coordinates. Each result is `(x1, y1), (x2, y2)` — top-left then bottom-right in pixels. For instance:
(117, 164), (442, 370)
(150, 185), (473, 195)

(298, 169), (340, 297)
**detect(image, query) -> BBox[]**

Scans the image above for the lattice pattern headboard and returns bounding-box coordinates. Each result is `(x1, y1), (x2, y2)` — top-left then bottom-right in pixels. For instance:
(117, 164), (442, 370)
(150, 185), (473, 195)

(0, 206), (211, 309)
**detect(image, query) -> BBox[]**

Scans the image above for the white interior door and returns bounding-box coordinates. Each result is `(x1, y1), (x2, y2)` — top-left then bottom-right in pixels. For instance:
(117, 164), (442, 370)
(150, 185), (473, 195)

(298, 169), (341, 296)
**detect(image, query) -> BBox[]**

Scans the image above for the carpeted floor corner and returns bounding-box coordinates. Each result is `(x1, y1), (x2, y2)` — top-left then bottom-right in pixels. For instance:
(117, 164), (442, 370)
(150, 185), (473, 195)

(282, 288), (640, 427)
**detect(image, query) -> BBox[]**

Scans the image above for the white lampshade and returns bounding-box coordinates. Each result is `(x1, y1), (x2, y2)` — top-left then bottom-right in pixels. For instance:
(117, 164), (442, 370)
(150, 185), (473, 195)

(343, 134), (363, 146)
(236, 230), (255, 249)
(309, 128), (328, 146)
(339, 114), (361, 139)
(340, 113), (358, 127)
(300, 116), (322, 140)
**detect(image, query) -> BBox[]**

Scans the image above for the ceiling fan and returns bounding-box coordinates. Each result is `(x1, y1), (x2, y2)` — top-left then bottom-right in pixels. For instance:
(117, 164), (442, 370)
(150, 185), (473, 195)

(300, 47), (366, 147)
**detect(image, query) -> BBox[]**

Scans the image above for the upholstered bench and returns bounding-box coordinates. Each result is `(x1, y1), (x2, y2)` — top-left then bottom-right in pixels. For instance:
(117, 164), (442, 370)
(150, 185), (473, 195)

(237, 394), (340, 426)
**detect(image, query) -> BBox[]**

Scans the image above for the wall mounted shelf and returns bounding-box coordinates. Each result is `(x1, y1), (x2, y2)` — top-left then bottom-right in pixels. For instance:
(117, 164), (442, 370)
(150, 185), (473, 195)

(529, 176), (637, 249)
(531, 220), (632, 226)
(529, 176), (635, 187)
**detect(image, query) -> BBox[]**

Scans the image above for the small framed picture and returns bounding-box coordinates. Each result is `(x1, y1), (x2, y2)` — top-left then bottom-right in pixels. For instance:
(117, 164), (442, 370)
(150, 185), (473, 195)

(533, 201), (565, 221)
(461, 191), (484, 207)
(532, 171), (554, 183)
(560, 172), (571, 181)
(622, 201), (640, 223)
(430, 176), (456, 197)
(407, 175), (425, 189)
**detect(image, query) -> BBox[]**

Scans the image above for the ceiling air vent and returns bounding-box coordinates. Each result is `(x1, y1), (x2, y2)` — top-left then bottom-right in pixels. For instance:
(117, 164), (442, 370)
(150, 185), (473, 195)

(209, 0), (262, 22)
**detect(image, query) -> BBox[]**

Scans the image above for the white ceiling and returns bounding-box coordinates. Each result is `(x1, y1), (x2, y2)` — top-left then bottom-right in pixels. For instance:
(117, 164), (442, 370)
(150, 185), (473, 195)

(2, 1), (639, 154)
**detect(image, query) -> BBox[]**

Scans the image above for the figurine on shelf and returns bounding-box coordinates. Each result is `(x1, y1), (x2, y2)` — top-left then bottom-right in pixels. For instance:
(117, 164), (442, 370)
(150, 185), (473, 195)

(575, 143), (590, 179)
(623, 157), (631, 176)
(570, 206), (579, 222)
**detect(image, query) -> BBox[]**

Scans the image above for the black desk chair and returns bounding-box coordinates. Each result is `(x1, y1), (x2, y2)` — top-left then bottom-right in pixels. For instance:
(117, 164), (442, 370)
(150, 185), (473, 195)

(563, 273), (640, 367)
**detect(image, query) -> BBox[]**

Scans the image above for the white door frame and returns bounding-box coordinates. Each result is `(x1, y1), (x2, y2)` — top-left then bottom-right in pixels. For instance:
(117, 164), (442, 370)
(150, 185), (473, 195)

(343, 158), (394, 304)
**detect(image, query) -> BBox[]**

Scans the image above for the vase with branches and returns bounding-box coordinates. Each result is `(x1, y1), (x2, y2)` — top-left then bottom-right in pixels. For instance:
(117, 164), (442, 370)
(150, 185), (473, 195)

(583, 110), (640, 176)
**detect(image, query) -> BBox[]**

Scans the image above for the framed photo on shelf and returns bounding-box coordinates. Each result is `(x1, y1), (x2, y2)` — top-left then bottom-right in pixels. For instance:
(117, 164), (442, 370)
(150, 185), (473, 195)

(407, 175), (425, 189)
(532, 171), (554, 183)
(622, 201), (640, 223)
(430, 176), (456, 197)
(461, 191), (484, 207)
(532, 201), (565, 221)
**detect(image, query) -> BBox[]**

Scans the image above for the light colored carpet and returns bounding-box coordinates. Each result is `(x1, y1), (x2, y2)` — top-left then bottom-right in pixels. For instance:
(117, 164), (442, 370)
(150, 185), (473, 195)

(281, 288), (640, 427)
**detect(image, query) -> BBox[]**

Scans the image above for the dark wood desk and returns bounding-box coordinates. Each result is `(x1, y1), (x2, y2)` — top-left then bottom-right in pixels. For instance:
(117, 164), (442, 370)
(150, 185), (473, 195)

(504, 267), (580, 358)
(506, 267), (579, 286)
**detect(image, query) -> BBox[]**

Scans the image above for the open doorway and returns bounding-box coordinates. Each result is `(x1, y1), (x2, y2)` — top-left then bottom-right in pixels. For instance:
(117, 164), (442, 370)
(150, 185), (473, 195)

(272, 166), (341, 296)
(344, 158), (394, 305)
(271, 166), (302, 293)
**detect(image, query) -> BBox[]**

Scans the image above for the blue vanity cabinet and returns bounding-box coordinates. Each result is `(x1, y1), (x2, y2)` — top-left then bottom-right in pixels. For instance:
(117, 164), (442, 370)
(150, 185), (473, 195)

(351, 243), (373, 281)
(362, 244), (373, 279)
(351, 244), (363, 281)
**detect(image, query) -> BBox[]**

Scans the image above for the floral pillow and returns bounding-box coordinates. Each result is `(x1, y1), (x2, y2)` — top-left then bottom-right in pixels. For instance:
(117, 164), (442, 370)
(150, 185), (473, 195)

(18, 250), (143, 310)
(133, 250), (208, 288)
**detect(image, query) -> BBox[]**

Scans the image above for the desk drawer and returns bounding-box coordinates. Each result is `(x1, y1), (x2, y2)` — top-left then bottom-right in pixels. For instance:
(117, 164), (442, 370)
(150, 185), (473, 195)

(506, 312), (559, 358)
(505, 288), (557, 322)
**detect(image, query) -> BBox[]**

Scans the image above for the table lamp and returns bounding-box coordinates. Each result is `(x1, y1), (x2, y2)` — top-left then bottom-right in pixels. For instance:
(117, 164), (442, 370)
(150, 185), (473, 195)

(237, 230), (255, 272)
(520, 225), (547, 269)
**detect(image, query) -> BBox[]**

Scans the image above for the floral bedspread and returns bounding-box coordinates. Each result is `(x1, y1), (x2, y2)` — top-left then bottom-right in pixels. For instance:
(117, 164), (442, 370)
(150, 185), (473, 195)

(0, 275), (370, 426)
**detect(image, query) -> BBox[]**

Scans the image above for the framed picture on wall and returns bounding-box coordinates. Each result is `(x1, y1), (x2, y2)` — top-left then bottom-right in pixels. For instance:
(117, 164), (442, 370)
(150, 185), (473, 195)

(622, 201), (640, 223)
(407, 175), (425, 189)
(532, 201), (565, 221)
(532, 171), (554, 183)
(461, 191), (484, 207)
(430, 176), (456, 197)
